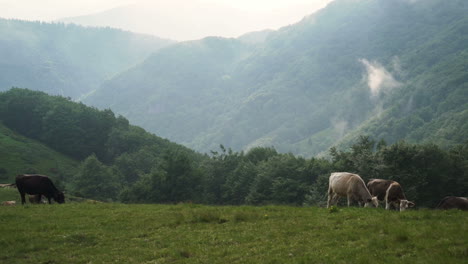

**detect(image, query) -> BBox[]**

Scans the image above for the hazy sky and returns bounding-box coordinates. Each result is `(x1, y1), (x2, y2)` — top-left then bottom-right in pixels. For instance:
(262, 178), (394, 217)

(0, 0), (334, 40)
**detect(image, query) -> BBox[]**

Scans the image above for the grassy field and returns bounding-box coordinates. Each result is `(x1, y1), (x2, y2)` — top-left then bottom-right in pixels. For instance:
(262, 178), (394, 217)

(0, 191), (467, 264)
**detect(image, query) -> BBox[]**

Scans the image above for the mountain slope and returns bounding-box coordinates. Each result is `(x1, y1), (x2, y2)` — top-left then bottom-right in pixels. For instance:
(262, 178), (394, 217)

(0, 122), (78, 183)
(0, 18), (174, 99)
(85, 37), (255, 145)
(84, 0), (468, 156)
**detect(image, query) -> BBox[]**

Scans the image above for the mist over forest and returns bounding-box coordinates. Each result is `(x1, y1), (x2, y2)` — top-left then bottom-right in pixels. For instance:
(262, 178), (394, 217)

(83, 0), (467, 157)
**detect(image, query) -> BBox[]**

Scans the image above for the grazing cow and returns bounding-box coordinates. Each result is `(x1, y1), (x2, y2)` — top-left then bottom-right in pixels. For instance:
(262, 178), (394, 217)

(367, 179), (415, 211)
(1, 201), (16, 206)
(15, 174), (65, 205)
(436, 196), (468, 211)
(327, 172), (378, 208)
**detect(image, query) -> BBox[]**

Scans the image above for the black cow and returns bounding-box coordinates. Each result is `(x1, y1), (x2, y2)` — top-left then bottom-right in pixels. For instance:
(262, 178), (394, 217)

(436, 196), (468, 211)
(15, 174), (65, 204)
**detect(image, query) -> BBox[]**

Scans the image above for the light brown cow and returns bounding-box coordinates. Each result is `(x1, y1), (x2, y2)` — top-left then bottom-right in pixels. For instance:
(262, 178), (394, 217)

(327, 172), (378, 208)
(367, 179), (415, 211)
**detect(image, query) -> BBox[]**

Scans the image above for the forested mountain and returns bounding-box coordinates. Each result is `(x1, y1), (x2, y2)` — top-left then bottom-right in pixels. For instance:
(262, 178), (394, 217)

(84, 0), (468, 157)
(0, 18), (173, 99)
(0, 88), (202, 199)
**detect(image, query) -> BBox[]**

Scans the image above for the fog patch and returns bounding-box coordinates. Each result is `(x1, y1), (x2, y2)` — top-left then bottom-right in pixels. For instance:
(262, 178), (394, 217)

(373, 103), (384, 118)
(404, 95), (414, 114)
(360, 59), (401, 99)
(331, 119), (349, 139)
(391, 56), (403, 76)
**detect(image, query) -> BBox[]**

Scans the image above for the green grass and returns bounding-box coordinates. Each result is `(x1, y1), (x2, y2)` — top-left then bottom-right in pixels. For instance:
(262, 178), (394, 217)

(0, 123), (78, 182)
(0, 187), (18, 201)
(0, 200), (466, 264)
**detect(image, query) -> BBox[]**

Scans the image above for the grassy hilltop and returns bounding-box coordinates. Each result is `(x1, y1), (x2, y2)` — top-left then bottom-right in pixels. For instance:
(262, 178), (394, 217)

(0, 198), (466, 263)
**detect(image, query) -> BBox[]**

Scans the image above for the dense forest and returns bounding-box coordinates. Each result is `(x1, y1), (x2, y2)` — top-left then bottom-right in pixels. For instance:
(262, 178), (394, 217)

(1, 89), (466, 207)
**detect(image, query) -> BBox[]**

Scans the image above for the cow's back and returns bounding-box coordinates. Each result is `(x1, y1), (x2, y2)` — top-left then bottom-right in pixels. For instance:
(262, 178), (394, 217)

(16, 174), (56, 194)
(437, 196), (468, 210)
(329, 172), (364, 195)
(367, 179), (394, 201)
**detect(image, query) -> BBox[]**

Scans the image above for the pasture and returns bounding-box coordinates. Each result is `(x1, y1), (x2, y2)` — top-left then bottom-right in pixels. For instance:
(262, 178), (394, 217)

(0, 198), (467, 263)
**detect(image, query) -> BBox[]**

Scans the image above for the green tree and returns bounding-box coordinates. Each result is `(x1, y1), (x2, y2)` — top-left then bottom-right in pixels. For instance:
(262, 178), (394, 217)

(73, 154), (120, 201)
(222, 160), (257, 204)
(201, 145), (242, 204)
(246, 154), (311, 205)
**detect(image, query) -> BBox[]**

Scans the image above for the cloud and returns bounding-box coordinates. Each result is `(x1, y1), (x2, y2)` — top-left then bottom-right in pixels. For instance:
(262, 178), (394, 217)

(360, 59), (401, 99)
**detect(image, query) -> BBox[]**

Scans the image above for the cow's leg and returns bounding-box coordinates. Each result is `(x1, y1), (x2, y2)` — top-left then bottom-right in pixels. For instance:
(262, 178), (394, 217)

(327, 188), (333, 208)
(20, 191), (26, 205)
(347, 196), (352, 207)
(385, 201), (390, 210)
(37, 194), (42, 204)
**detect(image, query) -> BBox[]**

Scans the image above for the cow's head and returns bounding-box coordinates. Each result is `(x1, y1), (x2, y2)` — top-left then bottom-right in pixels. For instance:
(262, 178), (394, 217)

(54, 192), (65, 204)
(399, 200), (415, 211)
(364, 196), (379, 208)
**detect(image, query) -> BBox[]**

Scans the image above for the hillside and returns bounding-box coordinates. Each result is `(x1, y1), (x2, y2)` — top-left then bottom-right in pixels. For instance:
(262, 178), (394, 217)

(1, 88), (467, 206)
(0, 88), (204, 201)
(0, 122), (78, 185)
(0, 18), (174, 99)
(0, 203), (467, 263)
(84, 0), (468, 157)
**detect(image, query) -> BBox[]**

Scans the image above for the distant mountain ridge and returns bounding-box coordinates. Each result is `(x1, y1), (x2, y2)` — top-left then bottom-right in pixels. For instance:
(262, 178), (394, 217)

(0, 18), (174, 99)
(84, 0), (468, 156)
(57, 0), (330, 41)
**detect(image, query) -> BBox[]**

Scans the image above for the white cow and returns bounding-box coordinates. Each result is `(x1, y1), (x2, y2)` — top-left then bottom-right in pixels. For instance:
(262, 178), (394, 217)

(327, 172), (378, 208)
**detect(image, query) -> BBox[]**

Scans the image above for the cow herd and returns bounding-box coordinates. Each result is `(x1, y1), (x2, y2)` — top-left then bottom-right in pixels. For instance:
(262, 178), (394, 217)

(0, 173), (467, 211)
(327, 172), (467, 211)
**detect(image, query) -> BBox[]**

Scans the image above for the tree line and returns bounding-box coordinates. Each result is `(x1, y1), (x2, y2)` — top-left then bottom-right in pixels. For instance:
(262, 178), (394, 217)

(1, 88), (466, 207)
